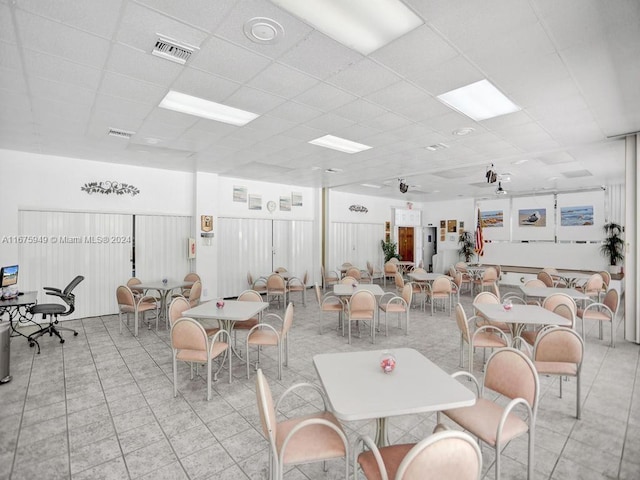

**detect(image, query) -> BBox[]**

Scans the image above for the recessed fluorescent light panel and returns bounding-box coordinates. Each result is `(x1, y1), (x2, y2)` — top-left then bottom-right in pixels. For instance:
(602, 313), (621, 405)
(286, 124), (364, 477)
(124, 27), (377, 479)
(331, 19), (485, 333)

(159, 90), (259, 126)
(360, 183), (382, 189)
(271, 0), (423, 55)
(437, 79), (521, 121)
(309, 135), (372, 154)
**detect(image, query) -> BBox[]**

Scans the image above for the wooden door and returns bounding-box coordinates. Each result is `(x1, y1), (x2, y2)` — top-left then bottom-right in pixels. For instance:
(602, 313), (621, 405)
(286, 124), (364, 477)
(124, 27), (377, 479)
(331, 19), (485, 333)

(398, 227), (414, 262)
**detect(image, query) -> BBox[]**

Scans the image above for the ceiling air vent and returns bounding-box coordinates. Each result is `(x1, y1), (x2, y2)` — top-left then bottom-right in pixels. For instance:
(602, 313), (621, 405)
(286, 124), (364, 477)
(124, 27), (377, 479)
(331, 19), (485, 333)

(152, 36), (197, 65)
(108, 128), (135, 139)
(425, 143), (448, 151)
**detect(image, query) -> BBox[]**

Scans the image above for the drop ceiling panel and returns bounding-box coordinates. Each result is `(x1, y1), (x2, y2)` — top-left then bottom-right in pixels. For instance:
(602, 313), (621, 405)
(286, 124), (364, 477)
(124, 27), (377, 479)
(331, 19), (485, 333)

(268, 101), (323, 123)
(247, 62), (318, 97)
(223, 86), (287, 115)
(327, 58), (401, 96)
(23, 50), (103, 90)
(100, 71), (167, 105)
(16, 11), (111, 68)
(214, 0), (313, 58)
(0, 4), (16, 43)
(277, 31), (363, 80)
(17, 0), (123, 39)
(136, 0), (237, 33)
(411, 55), (484, 96)
(29, 77), (95, 107)
(170, 67), (240, 103)
(293, 82), (357, 112)
(0, 68), (27, 93)
(106, 43), (183, 87)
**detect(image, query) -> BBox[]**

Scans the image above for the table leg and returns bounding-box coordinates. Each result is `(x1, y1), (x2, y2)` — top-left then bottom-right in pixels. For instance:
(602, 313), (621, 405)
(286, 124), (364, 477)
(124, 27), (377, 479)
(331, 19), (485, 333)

(374, 417), (390, 447)
(220, 319), (245, 362)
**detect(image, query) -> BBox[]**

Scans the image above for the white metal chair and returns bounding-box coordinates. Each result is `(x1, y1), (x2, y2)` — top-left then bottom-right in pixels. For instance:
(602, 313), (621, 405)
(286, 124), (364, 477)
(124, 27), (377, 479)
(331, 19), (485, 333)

(378, 283), (411, 336)
(315, 283), (344, 335)
(116, 285), (159, 337)
(438, 348), (539, 480)
(246, 303), (294, 380)
(345, 290), (376, 345)
(255, 369), (349, 480)
(577, 288), (619, 347)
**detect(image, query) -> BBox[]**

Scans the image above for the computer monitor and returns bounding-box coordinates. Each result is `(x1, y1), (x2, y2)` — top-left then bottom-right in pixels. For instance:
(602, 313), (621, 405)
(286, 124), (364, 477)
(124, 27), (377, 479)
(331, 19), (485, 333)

(0, 265), (18, 288)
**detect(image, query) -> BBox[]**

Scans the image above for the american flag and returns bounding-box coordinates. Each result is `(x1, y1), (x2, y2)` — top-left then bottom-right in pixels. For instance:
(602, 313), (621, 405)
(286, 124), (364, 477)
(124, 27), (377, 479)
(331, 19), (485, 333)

(475, 209), (484, 256)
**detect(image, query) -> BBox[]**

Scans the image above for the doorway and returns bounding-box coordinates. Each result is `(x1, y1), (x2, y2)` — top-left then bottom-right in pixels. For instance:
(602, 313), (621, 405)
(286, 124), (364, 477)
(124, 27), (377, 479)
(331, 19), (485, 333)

(423, 227), (437, 272)
(398, 227), (414, 263)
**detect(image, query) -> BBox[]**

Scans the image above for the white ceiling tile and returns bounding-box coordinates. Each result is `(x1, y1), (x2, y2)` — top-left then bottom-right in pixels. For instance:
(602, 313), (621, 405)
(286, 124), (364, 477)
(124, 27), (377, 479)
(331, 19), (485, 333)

(117, 2), (208, 53)
(107, 43), (183, 87)
(247, 62), (318, 97)
(0, 42), (22, 70)
(371, 25), (458, 79)
(293, 82), (356, 112)
(280, 124), (324, 142)
(0, 4), (16, 43)
(170, 67), (240, 103)
(17, 0), (123, 39)
(0, 67), (27, 93)
(92, 93), (154, 123)
(224, 86), (286, 115)
(331, 99), (388, 124)
(100, 71), (167, 105)
(267, 101), (323, 123)
(278, 31), (363, 80)
(304, 113), (355, 132)
(29, 77), (95, 107)
(16, 10), (111, 68)
(189, 36), (272, 83)
(411, 55), (484, 96)
(23, 50), (102, 90)
(136, 0), (237, 33)
(214, 0), (313, 59)
(327, 58), (401, 96)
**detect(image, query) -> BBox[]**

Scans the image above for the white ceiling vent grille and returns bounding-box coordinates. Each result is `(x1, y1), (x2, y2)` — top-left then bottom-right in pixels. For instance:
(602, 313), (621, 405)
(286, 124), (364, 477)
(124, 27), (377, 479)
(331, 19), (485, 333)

(108, 128), (135, 139)
(152, 36), (197, 65)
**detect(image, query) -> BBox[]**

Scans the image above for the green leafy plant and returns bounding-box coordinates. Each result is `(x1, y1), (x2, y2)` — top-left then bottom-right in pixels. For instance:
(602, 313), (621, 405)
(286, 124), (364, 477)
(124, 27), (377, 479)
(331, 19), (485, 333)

(600, 222), (624, 266)
(381, 240), (400, 262)
(458, 231), (475, 262)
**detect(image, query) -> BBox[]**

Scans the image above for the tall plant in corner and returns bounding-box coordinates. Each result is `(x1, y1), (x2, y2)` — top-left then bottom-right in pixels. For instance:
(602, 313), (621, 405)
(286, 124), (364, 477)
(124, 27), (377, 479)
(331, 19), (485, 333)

(381, 239), (400, 262)
(458, 231), (475, 263)
(600, 222), (624, 274)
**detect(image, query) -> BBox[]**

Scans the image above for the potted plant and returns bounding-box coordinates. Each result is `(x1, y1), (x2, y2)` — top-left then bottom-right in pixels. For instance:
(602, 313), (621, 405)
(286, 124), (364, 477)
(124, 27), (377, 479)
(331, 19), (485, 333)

(458, 231), (475, 263)
(381, 240), (400, 262)
(600, 222), (624, 274)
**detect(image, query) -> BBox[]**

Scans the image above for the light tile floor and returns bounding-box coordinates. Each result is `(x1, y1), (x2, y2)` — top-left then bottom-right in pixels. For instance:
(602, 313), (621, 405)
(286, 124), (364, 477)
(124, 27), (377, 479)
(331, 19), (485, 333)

(1, 284), (639, 479)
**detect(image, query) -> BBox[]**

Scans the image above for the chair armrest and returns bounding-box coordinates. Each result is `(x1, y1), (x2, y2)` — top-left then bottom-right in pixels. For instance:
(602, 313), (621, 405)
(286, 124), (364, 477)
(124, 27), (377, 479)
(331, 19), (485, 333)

(378, 292), (399, 304)
(43, 287), (62, 294)
(276, 382), (329, 411)
(473, 325), (509, 344)
(496, 397), (534, 446)
(352, 435), (386, 480)
(44, 290), (66, 300)
(207, 329), (232, 355)
(450, 371), (481, 396)
(580, 302), (612, 317)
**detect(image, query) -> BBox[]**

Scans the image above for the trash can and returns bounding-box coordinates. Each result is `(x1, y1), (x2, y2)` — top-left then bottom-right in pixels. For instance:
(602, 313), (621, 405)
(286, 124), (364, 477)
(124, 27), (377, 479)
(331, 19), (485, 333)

(0, 322), (11, 384)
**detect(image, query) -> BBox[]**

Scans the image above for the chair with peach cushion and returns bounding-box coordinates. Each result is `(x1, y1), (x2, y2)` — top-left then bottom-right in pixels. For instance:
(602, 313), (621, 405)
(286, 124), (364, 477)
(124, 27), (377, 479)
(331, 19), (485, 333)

(316, 283), (344, 335)
(378, 283), (412, 336)
(247, 271), (267, 294)
(576, 273), (605, 304)
(353, 429), (482, 480)
(473, 291), (510, 335)
(536, 270), (556, 288)
(116, 285), (159, 337)
(577, 288), (619, 347)
(246, 303), (294, 380)
(177, 272), (201, 297)
(454, 303), (509, 374)
(597, 270), (611, 300)
(383, 262), (398, 286)
(367, 261), (384, 284)
(341, 276), (358, 285)
(472, 266), (498, 295)
(186, 280), (202, 308)
(266, 273), (287, 310)
(286, 271), (308, 306)
(425, 276), (453, 315)
(321, 265), (340, 291)
(255, 368), (349, 480)
(171, 317), (230, 400)
(437, 348), (540, 480)
(345, 267), (362, 282)
(521, 293), (576, 347)
(231, 289), (263, 345)
(345, 290), (376, 344)
(533, 326), (584, 419)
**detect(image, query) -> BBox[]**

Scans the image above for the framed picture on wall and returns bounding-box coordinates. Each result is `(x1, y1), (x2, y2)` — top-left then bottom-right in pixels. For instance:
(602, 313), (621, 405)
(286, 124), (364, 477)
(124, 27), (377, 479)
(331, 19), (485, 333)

(233, 185), (247, 202)
(560, 205), (594, 226)
(248, 194), (262, 210)
(440, 228), (445, 241)
(518, 208), (546, 226)
(481, 210), (503, 228)
(447, 220), (457, 233)
(291, 192), (303, 206)
(440, 220), (445, 228)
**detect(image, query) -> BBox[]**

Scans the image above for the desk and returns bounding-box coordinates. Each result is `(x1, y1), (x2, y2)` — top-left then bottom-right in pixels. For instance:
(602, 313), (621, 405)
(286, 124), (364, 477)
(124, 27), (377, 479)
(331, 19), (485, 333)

(313, 348), (475, 447)
(184, 300), (268, 360)
(472, 303), (571, 340)
(134, 281), (193, 324)
(0, 292), (40, 349)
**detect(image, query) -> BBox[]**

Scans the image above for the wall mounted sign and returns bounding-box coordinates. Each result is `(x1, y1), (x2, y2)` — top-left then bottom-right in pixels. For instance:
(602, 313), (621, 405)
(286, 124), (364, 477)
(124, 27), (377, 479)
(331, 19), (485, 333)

(81, 181), (139, 196)
(233, 185), (247, 202)
(349, 205), (368, 213)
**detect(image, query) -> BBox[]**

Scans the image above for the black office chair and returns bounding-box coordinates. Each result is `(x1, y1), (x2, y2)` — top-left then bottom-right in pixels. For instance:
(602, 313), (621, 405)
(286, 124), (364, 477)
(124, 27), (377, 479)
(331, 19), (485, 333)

(28, 275), (84, 353)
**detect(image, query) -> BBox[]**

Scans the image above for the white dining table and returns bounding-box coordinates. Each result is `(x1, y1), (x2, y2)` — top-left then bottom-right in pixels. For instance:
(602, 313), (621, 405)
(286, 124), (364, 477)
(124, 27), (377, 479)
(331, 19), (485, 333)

(472, 302), (572, 341)
(184, 300), (268, 360)
(333, 283), (385, 298)
(518, 286), (590, 303)
(313, 348), (475, 447)
(134, 280), (193, 326)
(407, 272), (442, 282)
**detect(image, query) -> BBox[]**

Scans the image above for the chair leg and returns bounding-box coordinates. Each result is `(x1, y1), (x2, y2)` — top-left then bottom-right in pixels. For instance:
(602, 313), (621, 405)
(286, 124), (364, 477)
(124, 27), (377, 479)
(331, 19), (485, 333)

(173, 354), (178, 397)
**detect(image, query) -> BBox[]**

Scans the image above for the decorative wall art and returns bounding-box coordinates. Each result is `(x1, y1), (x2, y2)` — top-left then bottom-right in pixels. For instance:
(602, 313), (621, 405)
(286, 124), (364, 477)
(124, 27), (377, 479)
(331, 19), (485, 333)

(440, 229), (445, 241)
(440, 220), (446, 228)
(349, 204), (368, 213)
(447, 220), (457, 233)
(248, 194), (262, 210)
(81, 181), (139, 196)
(280, 196), (291, 211)
(560, 205), (594, 226)
(291, 192), (303, 206)
(200, 215), (213, 232)
(518, 208), (546, 227)
(233, 185), (247, 202)
(480, 210), (503, 228)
